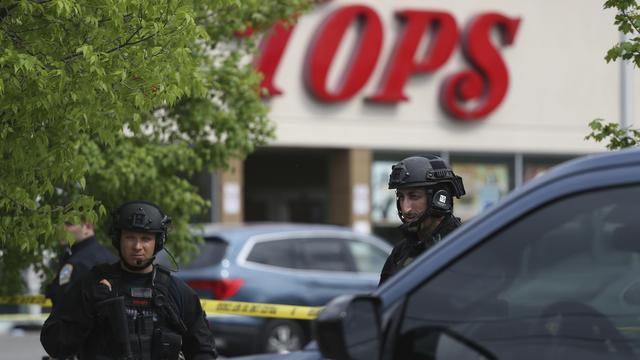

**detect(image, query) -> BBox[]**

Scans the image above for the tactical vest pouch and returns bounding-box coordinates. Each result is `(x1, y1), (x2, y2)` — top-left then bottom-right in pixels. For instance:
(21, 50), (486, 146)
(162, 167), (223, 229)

(95, 296), (133, 359)
(152, 328), (183, 360)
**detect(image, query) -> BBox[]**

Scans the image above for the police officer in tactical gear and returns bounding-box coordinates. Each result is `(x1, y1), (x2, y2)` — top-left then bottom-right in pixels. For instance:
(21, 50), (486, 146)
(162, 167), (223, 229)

(379, 155), (466, 285)
(41, 200), (218, 360)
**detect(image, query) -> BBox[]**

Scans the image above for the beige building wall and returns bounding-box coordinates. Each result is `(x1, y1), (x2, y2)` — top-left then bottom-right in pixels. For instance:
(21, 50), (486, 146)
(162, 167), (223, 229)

(265, 0), (624, 154)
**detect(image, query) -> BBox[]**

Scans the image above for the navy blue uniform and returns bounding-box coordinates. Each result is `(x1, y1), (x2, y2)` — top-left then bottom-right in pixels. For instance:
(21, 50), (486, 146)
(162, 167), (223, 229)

(45, 236), (117, 307)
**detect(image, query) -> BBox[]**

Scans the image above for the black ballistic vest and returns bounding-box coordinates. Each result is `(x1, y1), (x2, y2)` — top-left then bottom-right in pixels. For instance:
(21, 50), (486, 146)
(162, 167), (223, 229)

(92, 264), (186, 360)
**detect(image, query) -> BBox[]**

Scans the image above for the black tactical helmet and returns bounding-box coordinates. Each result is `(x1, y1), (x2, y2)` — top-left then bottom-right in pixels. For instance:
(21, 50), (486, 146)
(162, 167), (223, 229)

(388, 155), (465, 198)
(111, 200), (171, 254)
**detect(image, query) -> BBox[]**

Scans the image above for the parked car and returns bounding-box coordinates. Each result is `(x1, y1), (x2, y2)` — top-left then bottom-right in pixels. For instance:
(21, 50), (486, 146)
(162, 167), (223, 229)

(231, 147), (640, 360)
(161, 223), (391, 356)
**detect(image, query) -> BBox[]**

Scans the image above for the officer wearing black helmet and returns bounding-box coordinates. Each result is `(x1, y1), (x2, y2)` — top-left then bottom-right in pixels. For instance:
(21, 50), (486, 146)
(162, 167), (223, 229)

(379, 155), (466, 285)
(41, 200), (218, 360)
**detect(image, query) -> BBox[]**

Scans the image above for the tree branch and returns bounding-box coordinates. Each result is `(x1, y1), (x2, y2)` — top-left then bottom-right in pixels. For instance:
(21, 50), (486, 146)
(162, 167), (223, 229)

(61, 26), (143, 63)
(621, 8), (640, 36)
(60, 15), (190, 64)
(105, 32), (156, 53)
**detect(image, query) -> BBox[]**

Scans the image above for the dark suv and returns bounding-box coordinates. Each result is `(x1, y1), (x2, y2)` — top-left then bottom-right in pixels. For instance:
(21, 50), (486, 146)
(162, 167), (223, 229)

(165, 223), (391, 356)
(233, 148), (640, 360)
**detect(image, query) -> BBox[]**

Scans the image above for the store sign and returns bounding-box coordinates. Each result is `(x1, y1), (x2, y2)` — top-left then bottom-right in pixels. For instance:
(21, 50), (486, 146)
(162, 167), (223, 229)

(254, 5), (521, 121)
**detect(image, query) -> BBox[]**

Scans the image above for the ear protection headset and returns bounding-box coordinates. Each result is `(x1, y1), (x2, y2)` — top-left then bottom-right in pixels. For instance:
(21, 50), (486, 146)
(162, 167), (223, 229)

(429, 187), (453, 216)
(111, 200), (171, 255)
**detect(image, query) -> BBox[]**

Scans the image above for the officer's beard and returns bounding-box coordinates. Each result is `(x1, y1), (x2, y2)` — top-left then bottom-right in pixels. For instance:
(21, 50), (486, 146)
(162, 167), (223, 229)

(400, 209), (444, 242)
(399, 210), (431, 234)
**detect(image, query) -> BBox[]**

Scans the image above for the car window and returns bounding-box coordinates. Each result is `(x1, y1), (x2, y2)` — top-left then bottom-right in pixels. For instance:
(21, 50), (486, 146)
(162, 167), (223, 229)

(246, 238), (297, 268)
(182, 236), (228, 270)
(348, 240), (388, 273)
(298, 238), (355, 272)
(392, 185), (640, 360)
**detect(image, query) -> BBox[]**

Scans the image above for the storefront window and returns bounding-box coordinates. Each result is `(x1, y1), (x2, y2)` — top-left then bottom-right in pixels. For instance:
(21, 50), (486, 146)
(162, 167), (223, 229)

(523, 156), (573, 183)
(451, 160), (511, 220)
(371, 160), (402, 225)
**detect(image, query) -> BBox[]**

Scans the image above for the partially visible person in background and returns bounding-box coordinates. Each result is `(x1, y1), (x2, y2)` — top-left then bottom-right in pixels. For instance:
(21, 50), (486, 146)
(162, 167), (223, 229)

(41, 200), (218, 360)
(379, 155), (466, 285)
(44, 220), (117, 307)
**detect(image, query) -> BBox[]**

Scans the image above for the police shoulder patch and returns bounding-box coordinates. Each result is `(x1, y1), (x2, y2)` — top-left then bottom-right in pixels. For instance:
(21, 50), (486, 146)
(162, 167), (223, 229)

(59, 263), (74, 286)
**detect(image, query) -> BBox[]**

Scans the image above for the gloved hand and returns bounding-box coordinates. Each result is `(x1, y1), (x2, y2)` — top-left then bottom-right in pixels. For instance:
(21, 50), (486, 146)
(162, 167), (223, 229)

(92, 279), (113, 304)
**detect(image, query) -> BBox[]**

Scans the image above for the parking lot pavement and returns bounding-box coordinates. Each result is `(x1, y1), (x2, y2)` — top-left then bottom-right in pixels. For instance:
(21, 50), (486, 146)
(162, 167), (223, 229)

(0, 329), (48, 360)
(0, 328), (230, 359)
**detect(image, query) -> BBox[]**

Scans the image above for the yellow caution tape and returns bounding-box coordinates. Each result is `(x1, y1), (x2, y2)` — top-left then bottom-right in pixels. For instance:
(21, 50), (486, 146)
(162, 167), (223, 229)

(3, 296), (640, 333)
(0, 295), (321, 320)
(201, 299), (321, 320)
(0, 295), (51, 307)
(0, 313), (48, 321)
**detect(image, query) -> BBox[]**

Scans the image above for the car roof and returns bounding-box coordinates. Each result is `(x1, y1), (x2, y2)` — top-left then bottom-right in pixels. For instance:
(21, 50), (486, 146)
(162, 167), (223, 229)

(192, 222), (364, 236)
(190, 222), (389, 246)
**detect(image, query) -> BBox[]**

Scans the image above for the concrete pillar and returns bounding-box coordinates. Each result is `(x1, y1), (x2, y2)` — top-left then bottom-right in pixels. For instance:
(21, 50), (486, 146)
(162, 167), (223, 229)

(217, 158), (244, 223)
(329, 149), (372, 232)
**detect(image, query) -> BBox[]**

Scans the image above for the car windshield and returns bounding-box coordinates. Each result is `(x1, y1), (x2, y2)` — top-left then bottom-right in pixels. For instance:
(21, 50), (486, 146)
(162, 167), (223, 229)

(182, 236), (228, 270)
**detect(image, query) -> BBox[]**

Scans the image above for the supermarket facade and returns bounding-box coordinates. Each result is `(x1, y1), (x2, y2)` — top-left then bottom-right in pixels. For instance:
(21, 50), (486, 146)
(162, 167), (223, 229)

(200, 0), (638, 239)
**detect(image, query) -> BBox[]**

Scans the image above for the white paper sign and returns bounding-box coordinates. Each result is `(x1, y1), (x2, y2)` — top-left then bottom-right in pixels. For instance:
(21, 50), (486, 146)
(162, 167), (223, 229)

(223, 182), (240, 215)
(352, 184), (370, 216)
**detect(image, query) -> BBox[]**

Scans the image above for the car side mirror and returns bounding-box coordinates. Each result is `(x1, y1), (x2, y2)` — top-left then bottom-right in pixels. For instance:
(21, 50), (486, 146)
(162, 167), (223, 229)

(314, 294), (382, 360)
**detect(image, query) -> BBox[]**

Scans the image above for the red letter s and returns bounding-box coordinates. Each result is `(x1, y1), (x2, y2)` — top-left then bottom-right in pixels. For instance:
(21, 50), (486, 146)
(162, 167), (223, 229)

(440, 13), (521, 120)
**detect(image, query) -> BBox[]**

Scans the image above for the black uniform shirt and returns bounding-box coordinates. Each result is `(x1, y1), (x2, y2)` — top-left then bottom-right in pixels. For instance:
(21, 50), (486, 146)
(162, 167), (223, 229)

(45, 236), (117, 307)
(379, 215), (462, 286)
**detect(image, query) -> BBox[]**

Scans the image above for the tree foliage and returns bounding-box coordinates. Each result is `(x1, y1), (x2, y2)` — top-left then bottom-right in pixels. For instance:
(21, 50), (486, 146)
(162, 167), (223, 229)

(586, 118), (640, 149)
(0, 0), (310, 294)
(604, 0), (640, 66)
(586, 0), (640, 149)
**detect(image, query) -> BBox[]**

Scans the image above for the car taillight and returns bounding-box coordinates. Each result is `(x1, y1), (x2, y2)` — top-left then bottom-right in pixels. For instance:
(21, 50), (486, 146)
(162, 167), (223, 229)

(187, 279), (244, 300)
